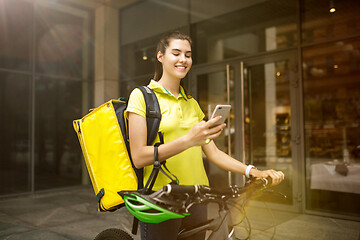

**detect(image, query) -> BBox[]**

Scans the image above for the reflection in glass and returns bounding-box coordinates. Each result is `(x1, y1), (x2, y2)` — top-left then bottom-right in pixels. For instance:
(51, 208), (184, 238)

(35, 78), (83, 190)
(301, 0), (360, 44)
(303, 39), (360, 216)
(0, 0), (33, 71)
(197, 68), (235, 188)
(194, 0), (297, 64)
(121, 36), (158, 79)
(0, 0), (92, 195)
(35, 4), (85, 78)
(120, 27), (190, 80)
(245, 60), (293, 204)
(120, 76), (153, 98)
(120, 0), (189, 78)
(0, 73), (31, 195)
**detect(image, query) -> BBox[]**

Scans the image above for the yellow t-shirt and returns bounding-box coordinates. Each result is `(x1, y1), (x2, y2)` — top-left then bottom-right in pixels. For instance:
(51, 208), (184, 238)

(125, 80), (209, 190)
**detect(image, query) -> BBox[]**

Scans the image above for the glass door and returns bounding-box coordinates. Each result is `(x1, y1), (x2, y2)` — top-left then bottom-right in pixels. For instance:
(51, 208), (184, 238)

(243, 53), (300, 210)
(190, 51), (301, 210)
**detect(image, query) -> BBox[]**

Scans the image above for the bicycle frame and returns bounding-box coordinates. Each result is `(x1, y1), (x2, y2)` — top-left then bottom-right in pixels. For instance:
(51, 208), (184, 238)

(178, 207), (235, 240)
(178, 179), (274, 239)
(176, 190), (247, 239)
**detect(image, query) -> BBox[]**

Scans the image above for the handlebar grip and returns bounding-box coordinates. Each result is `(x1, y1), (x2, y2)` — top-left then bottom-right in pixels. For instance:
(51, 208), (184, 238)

(163, 184), (198, 195)
(200, 186), (235, 195)
(252, 177), (272, 188)
(264, 177), (272, 186)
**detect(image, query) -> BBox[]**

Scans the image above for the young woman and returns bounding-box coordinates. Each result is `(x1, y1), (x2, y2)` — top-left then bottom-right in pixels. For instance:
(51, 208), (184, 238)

(126, 31), (285, 240)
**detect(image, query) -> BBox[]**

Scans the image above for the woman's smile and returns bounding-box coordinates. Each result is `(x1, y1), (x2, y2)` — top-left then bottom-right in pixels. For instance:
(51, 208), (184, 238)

(175, 65), (187, 71)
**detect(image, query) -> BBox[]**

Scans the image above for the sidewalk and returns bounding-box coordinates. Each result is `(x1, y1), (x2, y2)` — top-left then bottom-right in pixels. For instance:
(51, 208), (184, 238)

(0, 185), (359, 240)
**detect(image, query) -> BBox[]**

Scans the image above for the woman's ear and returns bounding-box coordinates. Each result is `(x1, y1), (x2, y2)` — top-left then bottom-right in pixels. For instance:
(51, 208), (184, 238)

(157, 51), (163, 63)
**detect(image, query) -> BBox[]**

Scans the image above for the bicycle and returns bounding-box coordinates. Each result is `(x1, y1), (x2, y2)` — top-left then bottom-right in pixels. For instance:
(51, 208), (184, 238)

(94, 177), (279, 240)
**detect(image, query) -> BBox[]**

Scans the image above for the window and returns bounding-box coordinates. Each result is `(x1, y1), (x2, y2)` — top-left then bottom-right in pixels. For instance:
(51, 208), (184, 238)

(0, 0), (33, 71)
(0, 0), (93, 195)
(303, 38), (360, 216)
(0, 73), (31, 194)
(302, 0), (360, 44)
(193, 0), (297, 63)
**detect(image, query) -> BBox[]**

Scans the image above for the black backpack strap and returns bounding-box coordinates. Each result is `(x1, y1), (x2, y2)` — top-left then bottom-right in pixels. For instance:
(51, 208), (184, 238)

(142, 133), (178, 194)
(131, 87), (178, 233)
(137, 86), (161, 145)
(132, 86), (162, 234)
(143, 145), (161, 194)
(131, 144), (163, 233)
(133, 86), (162, 191)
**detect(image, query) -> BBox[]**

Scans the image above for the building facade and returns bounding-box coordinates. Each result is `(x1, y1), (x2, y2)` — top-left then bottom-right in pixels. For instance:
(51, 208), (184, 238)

(1, 0), (359, 220)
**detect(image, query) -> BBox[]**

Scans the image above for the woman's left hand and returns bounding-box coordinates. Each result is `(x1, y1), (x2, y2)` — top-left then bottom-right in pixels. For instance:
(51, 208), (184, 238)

(250, 168), (285, 186)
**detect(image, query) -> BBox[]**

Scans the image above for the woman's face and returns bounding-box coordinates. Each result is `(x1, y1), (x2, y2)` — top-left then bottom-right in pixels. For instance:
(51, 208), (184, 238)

(157, 38), (192, 80)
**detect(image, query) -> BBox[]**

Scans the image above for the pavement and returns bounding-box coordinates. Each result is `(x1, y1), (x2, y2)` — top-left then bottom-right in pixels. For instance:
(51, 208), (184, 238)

(0, 185), (359, 240)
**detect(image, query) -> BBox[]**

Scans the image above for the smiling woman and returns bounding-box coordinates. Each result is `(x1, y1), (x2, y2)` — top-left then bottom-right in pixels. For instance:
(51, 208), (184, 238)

(125, 31), (285, 240)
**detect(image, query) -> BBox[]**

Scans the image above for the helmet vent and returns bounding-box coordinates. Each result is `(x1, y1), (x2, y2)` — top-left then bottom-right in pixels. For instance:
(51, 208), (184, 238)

(142, 209), (162, 214)
(128, 199), (143, 206)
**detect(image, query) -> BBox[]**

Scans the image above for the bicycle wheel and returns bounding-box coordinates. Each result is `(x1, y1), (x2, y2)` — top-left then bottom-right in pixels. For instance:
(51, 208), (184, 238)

(94, 228), (133, 240)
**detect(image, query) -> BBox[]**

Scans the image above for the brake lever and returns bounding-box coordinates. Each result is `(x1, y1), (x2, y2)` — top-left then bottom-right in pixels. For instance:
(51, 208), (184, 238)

(264, 189), (287, 199)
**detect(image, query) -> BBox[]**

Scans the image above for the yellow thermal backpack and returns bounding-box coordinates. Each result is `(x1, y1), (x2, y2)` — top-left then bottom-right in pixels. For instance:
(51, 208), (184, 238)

(73, 86), (162, 212)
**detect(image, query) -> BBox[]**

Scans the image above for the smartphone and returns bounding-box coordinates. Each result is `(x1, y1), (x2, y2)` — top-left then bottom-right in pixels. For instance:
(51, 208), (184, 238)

(210, 105), (231, 127)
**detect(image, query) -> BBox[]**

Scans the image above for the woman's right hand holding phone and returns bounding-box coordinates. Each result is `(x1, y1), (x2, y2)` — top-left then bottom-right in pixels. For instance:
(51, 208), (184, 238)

(184, 116), (226, 147)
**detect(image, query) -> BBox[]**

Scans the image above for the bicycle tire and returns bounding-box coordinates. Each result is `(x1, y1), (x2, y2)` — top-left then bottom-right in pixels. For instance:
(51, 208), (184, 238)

(94, 228), (133, 240)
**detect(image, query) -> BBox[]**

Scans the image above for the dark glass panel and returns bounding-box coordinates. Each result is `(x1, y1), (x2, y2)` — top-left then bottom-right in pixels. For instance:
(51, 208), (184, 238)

(34, 77), (83, 190)
(194, 0), (297, 64)
(119, 76), (152, 98)
(120, 0), (188, 45)
(120, 26), (190, 79)
(120, 0), (190, 79)
(0, 72), (31, 195)
(303, 38), (360, 216)
(302, 0), (360, 44)
(121, 38), (158, 79)
(35, 4), (83, 77)
(0, 0), (33, 71)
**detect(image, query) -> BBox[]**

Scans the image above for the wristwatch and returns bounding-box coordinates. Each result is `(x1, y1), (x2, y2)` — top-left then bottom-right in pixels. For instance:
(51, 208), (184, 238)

(245, 165), (255, 178)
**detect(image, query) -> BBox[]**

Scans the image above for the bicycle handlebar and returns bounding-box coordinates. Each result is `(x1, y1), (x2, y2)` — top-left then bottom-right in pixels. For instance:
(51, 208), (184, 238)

(119, 177), (276, 226)
(163, 177), (272, 197)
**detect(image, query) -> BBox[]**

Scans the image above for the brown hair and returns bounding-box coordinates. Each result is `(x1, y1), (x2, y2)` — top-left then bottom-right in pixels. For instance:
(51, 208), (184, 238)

(153, 31), (193, 98)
